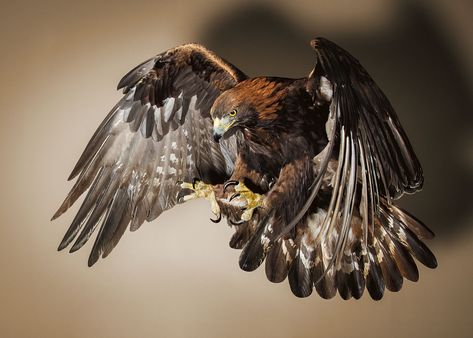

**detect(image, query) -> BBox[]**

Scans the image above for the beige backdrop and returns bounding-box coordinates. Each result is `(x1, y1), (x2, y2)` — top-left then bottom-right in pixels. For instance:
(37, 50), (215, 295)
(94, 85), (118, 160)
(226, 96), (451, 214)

(1, 0), (472, 337)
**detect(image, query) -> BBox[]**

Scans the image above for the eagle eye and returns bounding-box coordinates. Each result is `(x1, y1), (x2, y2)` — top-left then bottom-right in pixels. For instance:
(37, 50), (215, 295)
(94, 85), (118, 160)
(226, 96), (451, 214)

(229, 109), (237, 117)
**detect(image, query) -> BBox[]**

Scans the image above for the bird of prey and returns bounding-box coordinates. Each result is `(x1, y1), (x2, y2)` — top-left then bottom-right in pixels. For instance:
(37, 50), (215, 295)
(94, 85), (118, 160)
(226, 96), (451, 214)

(52, 37), (437, 300)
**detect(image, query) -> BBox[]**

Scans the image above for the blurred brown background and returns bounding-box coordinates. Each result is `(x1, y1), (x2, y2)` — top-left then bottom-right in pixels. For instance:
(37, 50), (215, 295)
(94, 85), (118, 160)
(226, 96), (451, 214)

(1, 0), (472, 337)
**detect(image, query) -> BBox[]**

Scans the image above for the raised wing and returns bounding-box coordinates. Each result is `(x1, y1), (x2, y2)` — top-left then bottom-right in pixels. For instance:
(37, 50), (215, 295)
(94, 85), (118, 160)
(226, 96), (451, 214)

(52, 44), (246, 266)
(308, 37), (423, 199)
(291, 37), (435, 299)
(231, 38), (436, 299)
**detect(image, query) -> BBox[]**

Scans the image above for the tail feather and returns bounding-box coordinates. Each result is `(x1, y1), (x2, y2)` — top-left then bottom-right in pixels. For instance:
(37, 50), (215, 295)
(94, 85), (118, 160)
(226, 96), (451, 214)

(375, 219), (419, 282)
(366, 245), (385, 300)
(375, 237), (403, 292)
(265, 238), (295, 283)
(313, 244), (338, 299)
(234, 201), (436, 300)
(288, 226), (315, 298)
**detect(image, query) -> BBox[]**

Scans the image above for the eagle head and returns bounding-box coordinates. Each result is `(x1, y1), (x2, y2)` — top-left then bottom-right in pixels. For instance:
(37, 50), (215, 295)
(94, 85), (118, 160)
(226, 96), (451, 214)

(210, 90), (257, 142)
(210, 78), (284, 142)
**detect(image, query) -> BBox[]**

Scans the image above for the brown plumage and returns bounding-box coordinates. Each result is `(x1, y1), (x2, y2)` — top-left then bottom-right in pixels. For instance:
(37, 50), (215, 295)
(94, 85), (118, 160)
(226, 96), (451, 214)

(53, 38), (437, 300)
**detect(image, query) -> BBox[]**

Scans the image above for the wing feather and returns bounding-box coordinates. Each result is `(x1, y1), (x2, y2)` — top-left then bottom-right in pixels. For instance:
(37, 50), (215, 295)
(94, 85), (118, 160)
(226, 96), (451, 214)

(247, 38), (436, 299)
(53, 44), (246, 265)
(302, 38), (434, 298)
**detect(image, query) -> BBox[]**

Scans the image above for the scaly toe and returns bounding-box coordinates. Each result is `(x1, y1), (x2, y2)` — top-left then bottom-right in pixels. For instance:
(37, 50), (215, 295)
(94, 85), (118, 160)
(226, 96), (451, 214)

(178, 180), (221, 223)
(223, 180), (239, 193)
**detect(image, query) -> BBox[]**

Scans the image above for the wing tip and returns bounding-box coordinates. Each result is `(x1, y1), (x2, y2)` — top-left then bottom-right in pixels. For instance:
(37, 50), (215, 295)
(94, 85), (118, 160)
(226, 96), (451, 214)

(87, 254), (99, 267)
(69, 240), (83, 254)
(51, 205), (66, 221)
(429, 257), (438, 269)
(57, 240), (68, 251)
(67, 169), (80, 182)
(310, 37), (332, 50)
(51, 211), (61, 221)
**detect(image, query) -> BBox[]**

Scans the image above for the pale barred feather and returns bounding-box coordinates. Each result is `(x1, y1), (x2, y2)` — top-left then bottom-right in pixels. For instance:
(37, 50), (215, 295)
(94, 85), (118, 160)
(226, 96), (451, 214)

(55, 94), (218, 263)
(54, 44), (245, 265)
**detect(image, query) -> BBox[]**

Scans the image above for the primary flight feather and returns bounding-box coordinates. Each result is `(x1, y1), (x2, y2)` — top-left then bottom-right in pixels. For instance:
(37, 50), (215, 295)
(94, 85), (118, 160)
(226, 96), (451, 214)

(53, 38), (436, 299)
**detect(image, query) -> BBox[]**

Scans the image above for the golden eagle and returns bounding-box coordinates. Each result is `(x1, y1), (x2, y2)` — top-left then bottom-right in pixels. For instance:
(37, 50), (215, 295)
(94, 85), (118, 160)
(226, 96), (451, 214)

(52, 38), (437, 299)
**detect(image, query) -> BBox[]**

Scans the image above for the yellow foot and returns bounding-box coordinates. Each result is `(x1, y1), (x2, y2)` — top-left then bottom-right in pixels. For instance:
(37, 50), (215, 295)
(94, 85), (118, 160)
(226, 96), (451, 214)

(224, 180), (264, 222)
(179, 179), (221, 222)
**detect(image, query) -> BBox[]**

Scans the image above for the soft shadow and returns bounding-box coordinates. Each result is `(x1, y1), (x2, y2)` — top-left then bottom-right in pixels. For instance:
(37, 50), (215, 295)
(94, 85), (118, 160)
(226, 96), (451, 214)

(197, 2), (473, 238)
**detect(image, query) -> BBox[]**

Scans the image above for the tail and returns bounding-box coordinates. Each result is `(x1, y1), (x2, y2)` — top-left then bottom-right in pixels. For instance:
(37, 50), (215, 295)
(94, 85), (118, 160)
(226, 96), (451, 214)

(231, 199), (436, 300)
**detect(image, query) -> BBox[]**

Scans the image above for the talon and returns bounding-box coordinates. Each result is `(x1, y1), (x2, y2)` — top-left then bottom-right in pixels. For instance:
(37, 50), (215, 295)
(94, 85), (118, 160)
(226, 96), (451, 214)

(192, 177), (201, 189)
(229, 218), (245, 226)
(210, 213), (222, 223)
(229, 192), (241, 202)
(224, 180), (239, 193)
(230, 181), (263, 222)
(177, 190), (187, 204)
(178, 179), (221, 223)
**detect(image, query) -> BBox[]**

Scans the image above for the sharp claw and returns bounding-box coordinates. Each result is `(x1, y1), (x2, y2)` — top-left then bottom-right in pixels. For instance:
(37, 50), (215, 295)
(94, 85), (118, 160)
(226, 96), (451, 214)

(177, 188), (193, 203)
(229, 218), (245, 226)
(210, 213), (222, 223)
(224, 180), (239, 193)
(229, 192), (240, 202)
(192, 177), (201, 189)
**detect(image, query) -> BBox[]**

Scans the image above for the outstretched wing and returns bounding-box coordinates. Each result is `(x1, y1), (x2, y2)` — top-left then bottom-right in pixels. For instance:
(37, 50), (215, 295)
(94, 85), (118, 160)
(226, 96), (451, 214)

(52, 44), (246, 266)
(289, 37), (436, 299)
(308, 37), (423, 198)
(232, 38), (436, 299)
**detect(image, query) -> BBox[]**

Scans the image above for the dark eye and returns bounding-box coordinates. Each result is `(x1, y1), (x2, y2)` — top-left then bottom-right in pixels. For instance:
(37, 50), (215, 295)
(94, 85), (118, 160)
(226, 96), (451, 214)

(229, 109), (237, 117)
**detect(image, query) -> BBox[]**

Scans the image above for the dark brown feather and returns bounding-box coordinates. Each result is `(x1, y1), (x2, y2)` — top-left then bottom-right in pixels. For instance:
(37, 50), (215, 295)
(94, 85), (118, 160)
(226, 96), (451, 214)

(54, 43), (246, 265)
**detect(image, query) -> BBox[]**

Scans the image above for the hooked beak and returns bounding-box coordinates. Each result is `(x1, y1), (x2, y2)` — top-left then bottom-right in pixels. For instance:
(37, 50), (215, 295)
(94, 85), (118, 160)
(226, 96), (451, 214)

(212, 117), (233, 143)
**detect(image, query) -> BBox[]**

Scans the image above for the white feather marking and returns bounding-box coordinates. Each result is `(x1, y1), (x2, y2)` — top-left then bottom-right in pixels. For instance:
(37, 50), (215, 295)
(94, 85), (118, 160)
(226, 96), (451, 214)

(125, 87), (136, 101)
(261, 234), (271, 250)
(300, 236), (315, 269)
(188, 95), (198, 111)
(307, 208), (326, 240)
(169, 153), (178, 164)
(318, 76), (333, 102)
(281, 241), (291, 261)
(163, 98), (175, 123)
(175, 92), (184, 121)
(376, 248), (384, 263)
(398, 228), (407, 242)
